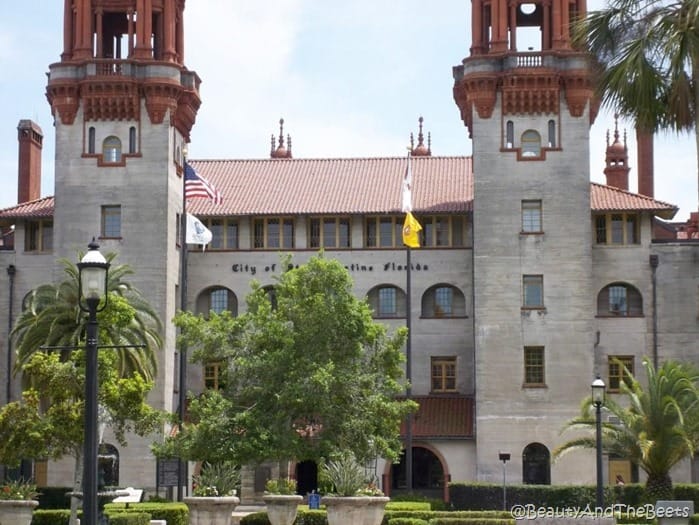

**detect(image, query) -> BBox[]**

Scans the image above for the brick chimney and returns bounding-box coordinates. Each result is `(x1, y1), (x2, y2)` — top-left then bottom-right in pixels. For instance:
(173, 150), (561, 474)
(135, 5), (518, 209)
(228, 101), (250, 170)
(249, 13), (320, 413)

(17, 119), (43, 203)
(636, 129), (654, 197)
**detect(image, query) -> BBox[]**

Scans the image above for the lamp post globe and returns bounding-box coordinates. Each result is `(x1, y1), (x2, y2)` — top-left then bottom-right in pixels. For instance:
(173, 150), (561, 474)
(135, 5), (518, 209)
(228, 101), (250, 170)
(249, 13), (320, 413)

(77, 239), (109, 525)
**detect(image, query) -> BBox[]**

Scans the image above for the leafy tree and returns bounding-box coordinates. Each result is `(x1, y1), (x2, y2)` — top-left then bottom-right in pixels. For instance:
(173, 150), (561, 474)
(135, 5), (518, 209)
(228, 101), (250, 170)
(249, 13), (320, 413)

(156, 254), (417, 469)
(576, 0), (699, 209)
(12, 253), (162, 384)
(555, 359), (699, 501)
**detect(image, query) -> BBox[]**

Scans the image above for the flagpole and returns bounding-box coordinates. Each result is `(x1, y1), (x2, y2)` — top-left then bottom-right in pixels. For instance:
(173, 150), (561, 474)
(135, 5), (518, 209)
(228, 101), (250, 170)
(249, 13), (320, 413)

(177, 151), (189, 501)
(405, 243), (413, 492)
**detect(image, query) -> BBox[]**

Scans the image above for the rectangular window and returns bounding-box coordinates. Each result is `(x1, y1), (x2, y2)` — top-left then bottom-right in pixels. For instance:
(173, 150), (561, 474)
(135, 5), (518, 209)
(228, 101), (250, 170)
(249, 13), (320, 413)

(25, 220), (53, 252)
(204, 361), (225, 390)
(365, 216), (403, 248)
(252, 217), (294, 249)
(431, 357), (457, 393)
(435, 286), (453, 316)
(101, 205), (121, 238)
(309, 217), (351, 248)
(523, 275), (544, 308)
(522, 200), (542, 233)
(608, 356), (634, 392)
(524, 346), (545, 386)
(206, 218), (238, 250)
(378, 287), (397, 316)
(595, 213), (639, 245)
(422, 215), (466, 247)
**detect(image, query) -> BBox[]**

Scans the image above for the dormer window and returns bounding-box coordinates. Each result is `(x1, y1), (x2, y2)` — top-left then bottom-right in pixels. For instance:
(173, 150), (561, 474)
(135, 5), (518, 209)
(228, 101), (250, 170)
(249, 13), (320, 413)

(103, 136), (122, 163)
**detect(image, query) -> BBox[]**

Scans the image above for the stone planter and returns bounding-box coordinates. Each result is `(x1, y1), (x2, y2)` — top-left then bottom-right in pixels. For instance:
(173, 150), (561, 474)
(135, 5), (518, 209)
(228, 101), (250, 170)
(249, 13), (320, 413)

(322, 496), (389, 525)
(263, 494), (303, 525)
(183, 495), (240, 525)
(0, 499), (39, 525)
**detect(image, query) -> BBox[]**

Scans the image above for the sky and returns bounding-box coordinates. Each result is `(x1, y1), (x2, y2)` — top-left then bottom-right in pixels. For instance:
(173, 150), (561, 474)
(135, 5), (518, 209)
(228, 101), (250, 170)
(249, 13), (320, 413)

(0, 1), (696, 221)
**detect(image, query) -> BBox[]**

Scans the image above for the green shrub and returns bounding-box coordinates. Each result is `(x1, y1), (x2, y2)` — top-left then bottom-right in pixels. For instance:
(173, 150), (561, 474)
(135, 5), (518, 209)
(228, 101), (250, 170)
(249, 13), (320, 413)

(106, 512), (151, 525)
(265, 478), (297, 495)
(30, 509), (72, 525)
(674, 484), (699, 508)
(388, 518), (429, 525)
(386, 501), (431, 511)
(428, 520), (513, 525)
(105, 502), (188, 525)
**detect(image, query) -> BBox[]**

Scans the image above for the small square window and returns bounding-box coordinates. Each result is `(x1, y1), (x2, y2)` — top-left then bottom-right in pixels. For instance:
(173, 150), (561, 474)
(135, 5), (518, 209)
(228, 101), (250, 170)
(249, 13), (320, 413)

(523, 275), (544, 308)
(101, 205), (121, 238)
(608, 356), (634, 392)
(522, 200), (542, 233)
(431, 357), (457, 392)
(524, 347), (545, 386)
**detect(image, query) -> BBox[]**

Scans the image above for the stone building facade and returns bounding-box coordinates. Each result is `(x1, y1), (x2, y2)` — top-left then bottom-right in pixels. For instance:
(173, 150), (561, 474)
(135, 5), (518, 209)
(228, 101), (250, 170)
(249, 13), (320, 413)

(0, 0), (698, 502)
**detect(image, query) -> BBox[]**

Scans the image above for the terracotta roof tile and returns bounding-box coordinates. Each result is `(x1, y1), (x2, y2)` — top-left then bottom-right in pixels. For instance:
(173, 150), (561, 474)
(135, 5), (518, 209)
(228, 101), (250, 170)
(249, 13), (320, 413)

(187, 156), (473, 216)
(590, 183), (677, 219)
(0, 196), (54, 220)
(400, 396), (474, 439)
(0, 161), (679, 222)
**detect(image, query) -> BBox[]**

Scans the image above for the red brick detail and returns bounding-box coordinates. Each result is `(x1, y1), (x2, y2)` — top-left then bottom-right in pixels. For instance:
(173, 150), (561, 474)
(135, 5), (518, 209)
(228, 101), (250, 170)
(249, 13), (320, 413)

(82, 80), (140, 121)
(502, 73), (560, 115)
(562, 72), (595, 118)
(46, 83), (80, 125)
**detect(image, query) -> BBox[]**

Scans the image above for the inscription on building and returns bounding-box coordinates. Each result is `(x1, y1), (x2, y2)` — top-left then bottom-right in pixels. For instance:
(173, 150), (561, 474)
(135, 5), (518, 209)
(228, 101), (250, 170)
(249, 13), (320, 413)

(231, 261), (429, 275)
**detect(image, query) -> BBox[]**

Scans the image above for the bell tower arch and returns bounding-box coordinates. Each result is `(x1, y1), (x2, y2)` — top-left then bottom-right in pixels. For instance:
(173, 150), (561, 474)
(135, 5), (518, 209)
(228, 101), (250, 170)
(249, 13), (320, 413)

(453, 0), (599, 483)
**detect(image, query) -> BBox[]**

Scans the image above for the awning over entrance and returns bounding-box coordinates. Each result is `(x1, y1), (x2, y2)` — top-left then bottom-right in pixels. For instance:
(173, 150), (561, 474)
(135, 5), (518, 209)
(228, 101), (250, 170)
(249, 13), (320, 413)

(399, 396), (474, 439)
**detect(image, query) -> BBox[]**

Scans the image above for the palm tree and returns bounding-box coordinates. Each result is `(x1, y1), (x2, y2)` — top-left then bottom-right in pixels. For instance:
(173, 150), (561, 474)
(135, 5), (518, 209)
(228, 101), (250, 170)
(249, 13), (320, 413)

(578, 0), (699, 208)
(555, 359), (699, 501)
(11, 253), (161, 384)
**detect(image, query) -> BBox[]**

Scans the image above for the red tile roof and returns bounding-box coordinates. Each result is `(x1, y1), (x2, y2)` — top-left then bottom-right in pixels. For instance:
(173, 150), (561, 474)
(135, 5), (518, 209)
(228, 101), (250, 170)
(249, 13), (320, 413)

(0, 158), (678, 220)
(187, 156), (473, 216)
(590, 183), (677, 219)
(400, 396), (474, 439)
(0, 196), (54, 221)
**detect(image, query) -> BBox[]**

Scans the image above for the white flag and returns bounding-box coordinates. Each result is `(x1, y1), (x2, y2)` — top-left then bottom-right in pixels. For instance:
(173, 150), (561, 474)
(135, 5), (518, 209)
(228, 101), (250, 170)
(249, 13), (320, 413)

(402, 154), (413, 213)
(186, 213), (213, 247)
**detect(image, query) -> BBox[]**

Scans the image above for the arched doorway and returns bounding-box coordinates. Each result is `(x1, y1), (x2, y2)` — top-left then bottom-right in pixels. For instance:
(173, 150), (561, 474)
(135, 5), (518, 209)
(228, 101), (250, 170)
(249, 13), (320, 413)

(391, 447), (445, 499)
(295, 460), (318, 496)
(522, 443), (550, 484)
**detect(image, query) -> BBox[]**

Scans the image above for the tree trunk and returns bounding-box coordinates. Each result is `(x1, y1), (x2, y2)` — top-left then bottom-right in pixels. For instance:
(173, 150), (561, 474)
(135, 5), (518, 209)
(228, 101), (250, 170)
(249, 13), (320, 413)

(69, 452), (82, 525)
(645, 472), (673, 503)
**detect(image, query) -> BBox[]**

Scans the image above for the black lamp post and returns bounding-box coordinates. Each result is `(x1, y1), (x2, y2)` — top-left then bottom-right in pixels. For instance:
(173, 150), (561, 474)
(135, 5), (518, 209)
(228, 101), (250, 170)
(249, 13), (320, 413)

(591, 375), (606, 509)
(77, 240), (110, 525)
(499, 452), (510, 511)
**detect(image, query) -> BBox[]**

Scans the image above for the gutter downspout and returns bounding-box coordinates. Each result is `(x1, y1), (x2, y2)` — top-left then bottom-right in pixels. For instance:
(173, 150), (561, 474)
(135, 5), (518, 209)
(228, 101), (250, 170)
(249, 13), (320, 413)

(649, 254), (659, 368)
(6, 264), (16, 404)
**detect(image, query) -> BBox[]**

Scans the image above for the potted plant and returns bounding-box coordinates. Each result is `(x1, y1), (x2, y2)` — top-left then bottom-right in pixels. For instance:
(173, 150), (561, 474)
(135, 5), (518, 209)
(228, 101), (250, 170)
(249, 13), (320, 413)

(0, 478), (40, 525)
(320, 452), (389, 525)
(263, 477), (303, 525)
(183, 461), (240, 525)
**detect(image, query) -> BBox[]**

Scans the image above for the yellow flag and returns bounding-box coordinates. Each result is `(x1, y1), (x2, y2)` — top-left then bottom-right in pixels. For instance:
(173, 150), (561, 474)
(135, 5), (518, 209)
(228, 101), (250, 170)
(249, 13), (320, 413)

(403, 212), (422, 248)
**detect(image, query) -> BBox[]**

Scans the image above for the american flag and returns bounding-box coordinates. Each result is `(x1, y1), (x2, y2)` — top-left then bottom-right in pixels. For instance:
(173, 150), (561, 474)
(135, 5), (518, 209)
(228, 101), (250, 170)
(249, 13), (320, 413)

(184, 162), (223, 205)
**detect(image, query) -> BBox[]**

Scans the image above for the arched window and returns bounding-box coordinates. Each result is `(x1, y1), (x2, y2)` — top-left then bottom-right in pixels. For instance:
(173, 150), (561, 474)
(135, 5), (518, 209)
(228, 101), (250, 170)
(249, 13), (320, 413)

(367, 285), (406, 318)
(506, 121), (514, 148)
(597, 283), (643, 316)
(392, 447), (445, 490)
(88, 127), (96, 154)
(522, 443), (550, 485)
(129, 126), (137, 154)
(421, 284), (466, 317)
(547, 120), (556, 147)
(521, 130), (541, 157)
(102, 136), (122, 163)
(196, 286), (238, 316)
(98, 443), (119, 488)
